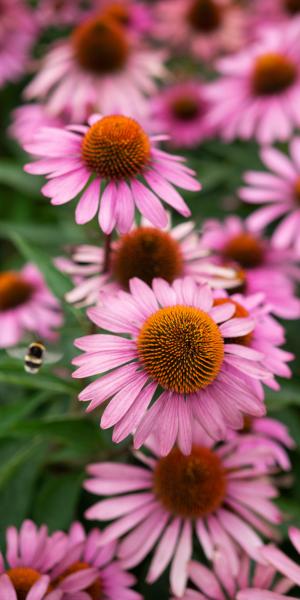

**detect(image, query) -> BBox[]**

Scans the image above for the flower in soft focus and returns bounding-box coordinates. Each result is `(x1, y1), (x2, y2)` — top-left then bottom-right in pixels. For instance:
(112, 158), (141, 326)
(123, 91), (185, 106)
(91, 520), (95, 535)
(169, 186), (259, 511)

(56, 219), (234, 307)
(154, 0), (247, 61)
(36, 0), (87, 28)
(24, 114), (201, 234)
(171, 554), (294, 600)
(201, 216), (300, 319)
(84, 432), (284, 597)
(240, 140), (300, 256)
(238, 527), (300, 599)
(47, 522), (142, 600)
(206, 21), (300, 144)
(24, 13), (166, 121)
(94, 0), (153, 36)
(0, 264), (62, 348)
(0, 574), (61, 600)
(73, 276), (269, 454)
(232, 415), (295, 472)
(151, 81), (214, 148)
(0, 0), (36, 88)
(10, 104), (64, 146)
(0, 520), (66, 599)
(213, 291), (294, 392)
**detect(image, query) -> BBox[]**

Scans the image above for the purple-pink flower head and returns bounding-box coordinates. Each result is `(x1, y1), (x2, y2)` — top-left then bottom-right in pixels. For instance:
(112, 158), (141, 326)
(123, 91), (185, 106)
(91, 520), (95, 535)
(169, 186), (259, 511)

(240, 139), (300, 256)
(24, 12), (166, 121)
(0, 264), (62, 348)
(24, 114), (201, 234)
(201, 216), (300, 319)
(0, 0), (37, 89)
(73, 276), (270, 455)
(84, 431), (285, 597)
(206, 20), (300, 144)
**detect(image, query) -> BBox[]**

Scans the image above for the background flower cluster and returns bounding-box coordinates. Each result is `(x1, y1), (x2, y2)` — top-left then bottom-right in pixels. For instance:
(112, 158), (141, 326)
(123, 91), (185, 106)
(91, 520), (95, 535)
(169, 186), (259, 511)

(1, 0), (300, 599)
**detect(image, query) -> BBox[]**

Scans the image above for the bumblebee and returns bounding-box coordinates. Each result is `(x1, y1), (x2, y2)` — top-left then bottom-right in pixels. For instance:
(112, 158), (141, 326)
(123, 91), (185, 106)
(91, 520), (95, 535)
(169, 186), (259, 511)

(7, 342), (61, 374)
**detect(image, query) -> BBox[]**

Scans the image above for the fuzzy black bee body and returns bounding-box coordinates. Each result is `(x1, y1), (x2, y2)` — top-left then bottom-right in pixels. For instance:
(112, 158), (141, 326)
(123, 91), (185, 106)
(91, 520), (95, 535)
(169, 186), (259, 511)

(24, 342), (46, 374)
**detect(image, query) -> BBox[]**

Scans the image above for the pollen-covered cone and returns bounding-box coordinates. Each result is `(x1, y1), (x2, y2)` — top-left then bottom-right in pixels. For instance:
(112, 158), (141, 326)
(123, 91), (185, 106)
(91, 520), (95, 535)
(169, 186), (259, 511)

(73, 276), (269, 455)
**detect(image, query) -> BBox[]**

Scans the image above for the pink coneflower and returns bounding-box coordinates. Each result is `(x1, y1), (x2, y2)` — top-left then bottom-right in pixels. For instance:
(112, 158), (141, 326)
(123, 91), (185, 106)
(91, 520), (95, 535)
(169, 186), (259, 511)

(73, 276), (269, 454)
(84, 433), (284, 597)
(47, 522), (141, 599)
(24, 13), (166, 121)
(0, 520), (67, 600)
(10, 104), (64, 146)
(24, 114), (201, 234)
(239, 527), (300, 599)
(213, 291), (294, 392)
(172, 554), (294, 600)
(154, 0), (246, 62)
(56, 219), (232, 307)
(233, 415), (294, 472)
(206, 21), (300, 144)
(151, 81), (214, 148)
(0, 0), (36, 88)
(240, 140), (300, 256)
(0, 264), (62, 348)
(201, 216), (300, 319)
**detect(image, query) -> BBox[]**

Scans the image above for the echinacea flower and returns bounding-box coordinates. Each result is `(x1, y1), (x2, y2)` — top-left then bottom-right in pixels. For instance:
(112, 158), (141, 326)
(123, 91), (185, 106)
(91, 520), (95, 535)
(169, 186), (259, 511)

(171, 554), (294, 600)
(151, 81), (214, 148)
(46, 522), (142, 600)
(0, 0), (36, 88)
(206, 20), (300, 144)
(24, 13), (166, 121)
(10, 104), (64, 146)
(73, 276), (269, 454)
(0, 574), (61, 600)
(239, 139), (300, 256)
(238, 527), (300, 599)
(0, 264), (62, 348)
(56, 218), (231, 307)
(84, 432), (284, 597)
(253, 0), (300, 28)
(24, 114), (201, 234)
(0, 520), (66, 600)
(201, 216), (300, 319)
(154, 0), (246, 61)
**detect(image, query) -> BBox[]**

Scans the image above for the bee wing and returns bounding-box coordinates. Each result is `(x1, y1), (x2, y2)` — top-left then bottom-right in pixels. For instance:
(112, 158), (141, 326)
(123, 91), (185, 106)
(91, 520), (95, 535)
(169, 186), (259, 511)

(44, 351), (63, 365)
(6, 347), (27, 360)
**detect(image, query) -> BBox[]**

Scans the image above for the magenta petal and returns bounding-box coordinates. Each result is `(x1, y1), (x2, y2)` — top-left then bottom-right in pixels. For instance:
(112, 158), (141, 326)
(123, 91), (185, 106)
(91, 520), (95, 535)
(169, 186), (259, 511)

(75, 179), (101, 224)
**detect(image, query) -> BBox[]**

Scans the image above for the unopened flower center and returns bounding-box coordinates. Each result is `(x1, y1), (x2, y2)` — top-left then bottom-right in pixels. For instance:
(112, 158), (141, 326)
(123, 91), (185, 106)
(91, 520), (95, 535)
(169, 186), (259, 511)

(154, 446), (227, 518)
(223, 233), (264, 268)
(187, 0), (222, 33)
(82, 115), (151, 180)
(137, 305), (224, 394)
(102, 2), (131, 26)
(294, 178), (300, 204)
(252, 52), (297, 96)
(112, 227), (184, 288)
(214, 298), (252, 345)
(55, 562), (103, 600)
(171, 96), (200, 121)
(0, 272), (34, 311)
(7, 567), (43, 600)
(72, 15), (130, 74)
(284, 0), (300, 14)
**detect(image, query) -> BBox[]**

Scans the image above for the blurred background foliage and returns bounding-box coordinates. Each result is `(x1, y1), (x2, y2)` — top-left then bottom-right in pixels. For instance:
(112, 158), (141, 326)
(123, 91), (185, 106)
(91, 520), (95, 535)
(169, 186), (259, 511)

(1, 24), (300, 599)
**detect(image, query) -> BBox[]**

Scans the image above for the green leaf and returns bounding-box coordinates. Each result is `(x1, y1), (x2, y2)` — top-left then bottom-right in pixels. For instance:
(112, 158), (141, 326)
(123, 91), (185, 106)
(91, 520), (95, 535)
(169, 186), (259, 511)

(266, 380), (300, 411)
(0, 393), (51, 436)
(0, 161), (41, 195)
(33, 470), (84, 531)
(0, 368), (78, 395)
